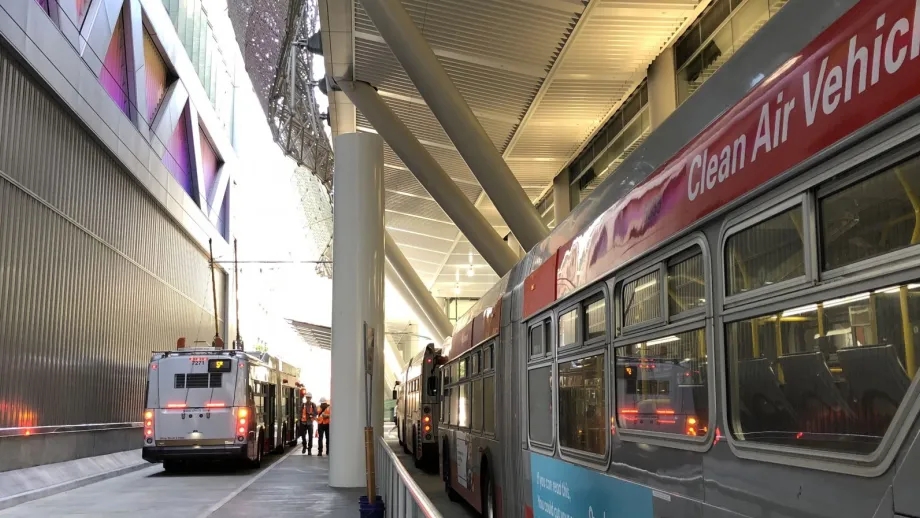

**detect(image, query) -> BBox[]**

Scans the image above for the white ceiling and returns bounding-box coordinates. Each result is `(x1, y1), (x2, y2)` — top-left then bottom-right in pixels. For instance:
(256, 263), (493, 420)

(321, 0), (708, 301)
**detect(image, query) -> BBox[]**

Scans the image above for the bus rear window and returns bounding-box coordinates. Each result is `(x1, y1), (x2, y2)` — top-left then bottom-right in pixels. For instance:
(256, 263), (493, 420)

(174, 373), (222, 389)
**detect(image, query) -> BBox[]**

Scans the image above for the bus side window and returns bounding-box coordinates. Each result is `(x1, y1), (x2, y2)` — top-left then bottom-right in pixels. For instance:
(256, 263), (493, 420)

(724, 159), (920, 455)
(483, 375), (495, 434)
(450, 384), (460, 427)
(472, 376), (483, 432)
(459, 383), (471, 428)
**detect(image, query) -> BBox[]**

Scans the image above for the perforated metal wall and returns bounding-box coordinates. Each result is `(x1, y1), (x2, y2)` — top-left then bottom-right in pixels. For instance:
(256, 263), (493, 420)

(0, 47), (226, 431)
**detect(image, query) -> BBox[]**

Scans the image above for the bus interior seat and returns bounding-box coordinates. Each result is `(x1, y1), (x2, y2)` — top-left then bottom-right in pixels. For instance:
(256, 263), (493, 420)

(836, 344), (911, 410)
(816, 335), (838, 360)
(737, 357), (797, 431)
(776, 351), (855, 418)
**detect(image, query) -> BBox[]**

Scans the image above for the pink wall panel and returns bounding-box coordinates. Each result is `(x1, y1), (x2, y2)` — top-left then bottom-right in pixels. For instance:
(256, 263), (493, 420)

(162, 106), (194, 197)
(99, 10), (129, 116)
(199, 127), (220, 205)
(143, 27), (169, 124)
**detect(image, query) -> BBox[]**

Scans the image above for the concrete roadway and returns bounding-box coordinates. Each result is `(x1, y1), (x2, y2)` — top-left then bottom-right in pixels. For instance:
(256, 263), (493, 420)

(0, 427), (477, 518)
(0, 450), (361, 518)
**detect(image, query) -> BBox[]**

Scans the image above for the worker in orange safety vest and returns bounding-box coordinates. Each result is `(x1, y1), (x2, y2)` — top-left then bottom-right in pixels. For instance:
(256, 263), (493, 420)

(316, 398), (330, 457)
(298, 392), (317, 455)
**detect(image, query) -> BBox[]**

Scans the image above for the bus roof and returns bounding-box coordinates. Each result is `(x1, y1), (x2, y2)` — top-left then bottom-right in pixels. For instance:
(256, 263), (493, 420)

(151, 348), (301, 379)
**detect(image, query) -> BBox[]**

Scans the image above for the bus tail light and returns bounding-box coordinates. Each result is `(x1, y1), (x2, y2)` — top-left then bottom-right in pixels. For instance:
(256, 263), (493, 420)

(235, 408), (249, 442)
(686, 416), (698, 436)
(144, 410), (154, 444)
(422, 409), (433, 439)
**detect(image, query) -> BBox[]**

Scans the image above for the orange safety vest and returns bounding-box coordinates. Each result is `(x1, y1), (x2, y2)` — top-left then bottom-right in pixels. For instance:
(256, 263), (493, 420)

(317, 405), (330, 425)
(301, 402), (316, 422)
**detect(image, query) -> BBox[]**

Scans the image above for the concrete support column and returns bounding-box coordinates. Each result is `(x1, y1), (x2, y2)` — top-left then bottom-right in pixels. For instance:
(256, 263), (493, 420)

(552, 173), (571, 225)
(329, 133), (385, 488)
(338, 80), (517, 275)
(385, 232), (454, 341)
(357, 0), (549, 250)
(647, 46), (677, 131)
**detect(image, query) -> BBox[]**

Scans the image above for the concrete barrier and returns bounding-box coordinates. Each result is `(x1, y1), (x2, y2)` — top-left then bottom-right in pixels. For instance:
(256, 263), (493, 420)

(0, 449), (149, 510)
(0, 427), (142, 472)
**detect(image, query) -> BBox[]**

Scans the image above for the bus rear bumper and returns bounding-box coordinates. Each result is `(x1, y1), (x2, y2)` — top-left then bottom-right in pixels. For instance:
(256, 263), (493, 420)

(142, 444), (247, 463)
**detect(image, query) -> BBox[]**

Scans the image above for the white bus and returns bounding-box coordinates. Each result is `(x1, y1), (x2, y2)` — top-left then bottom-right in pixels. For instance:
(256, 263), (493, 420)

(394, 343), (444, 472)
(142, 343), (301, 471)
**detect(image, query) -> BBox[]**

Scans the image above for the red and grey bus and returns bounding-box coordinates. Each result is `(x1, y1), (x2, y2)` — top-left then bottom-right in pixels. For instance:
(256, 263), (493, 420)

(438, 0), (920, 517)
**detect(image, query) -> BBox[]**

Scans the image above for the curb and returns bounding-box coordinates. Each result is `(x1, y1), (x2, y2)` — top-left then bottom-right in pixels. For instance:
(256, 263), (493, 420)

(0, 462), (153, 511)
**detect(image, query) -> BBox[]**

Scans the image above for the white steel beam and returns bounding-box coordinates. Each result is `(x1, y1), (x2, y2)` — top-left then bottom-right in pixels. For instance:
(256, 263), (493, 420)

(338, 80), (518, 276)
(358, 0), (549, 251)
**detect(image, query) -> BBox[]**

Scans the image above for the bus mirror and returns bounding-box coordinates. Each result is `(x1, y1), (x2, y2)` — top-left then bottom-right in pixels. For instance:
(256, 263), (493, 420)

(427, 375), (439, 397)
(391, 389), (397, 400)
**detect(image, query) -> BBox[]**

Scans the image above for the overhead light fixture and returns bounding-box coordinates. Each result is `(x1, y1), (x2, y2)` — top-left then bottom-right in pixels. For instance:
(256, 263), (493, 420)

(646, 335), (679, 346)
(454, 284), (460, 295)
(467, 265), (474, 277)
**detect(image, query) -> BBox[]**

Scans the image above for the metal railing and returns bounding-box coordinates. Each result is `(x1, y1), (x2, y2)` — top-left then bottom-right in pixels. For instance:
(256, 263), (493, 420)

(376, 436), (443, 518)
(0, 422), (141, 438)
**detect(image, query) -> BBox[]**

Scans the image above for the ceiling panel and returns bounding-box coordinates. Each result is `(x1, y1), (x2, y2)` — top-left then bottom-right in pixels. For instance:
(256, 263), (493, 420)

(389, 227), (457, 254)
(385, 211), (459, 240)
(400, 246), (449, 265)
(327, 0), (707, 324)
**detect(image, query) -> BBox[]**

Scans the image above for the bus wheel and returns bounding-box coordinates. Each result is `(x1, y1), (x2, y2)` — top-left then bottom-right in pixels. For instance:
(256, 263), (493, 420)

(481, 467), (496, 518)
(396, 418), (403, 446)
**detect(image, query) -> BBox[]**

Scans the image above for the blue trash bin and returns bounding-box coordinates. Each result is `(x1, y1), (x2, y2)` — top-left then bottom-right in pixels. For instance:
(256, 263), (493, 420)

(359, 495), (385, 518)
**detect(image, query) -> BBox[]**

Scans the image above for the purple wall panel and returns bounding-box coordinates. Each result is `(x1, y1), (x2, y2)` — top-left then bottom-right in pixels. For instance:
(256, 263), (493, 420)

(162, 106), (194, 197)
